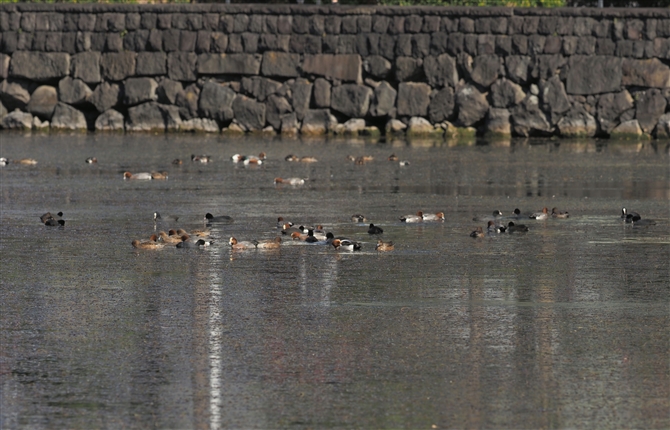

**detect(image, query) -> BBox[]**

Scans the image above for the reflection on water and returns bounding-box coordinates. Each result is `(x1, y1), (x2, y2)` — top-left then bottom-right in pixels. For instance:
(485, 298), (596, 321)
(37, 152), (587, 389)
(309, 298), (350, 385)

(1, 134), (668, 429)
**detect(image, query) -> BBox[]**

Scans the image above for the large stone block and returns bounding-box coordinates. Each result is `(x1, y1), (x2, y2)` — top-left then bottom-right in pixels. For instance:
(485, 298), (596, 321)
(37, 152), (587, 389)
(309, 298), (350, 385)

(597, 90), (634, 133)
(622, 58), (670, 88)
(301, 109), (336, 136)
(95, 109), (125, 132)
(540, 75), (571, 123)
(101, 52), (136, 81)
(123, 77), (158, 106)
(428, 86), (455, 123)
(260, 52), (299, 78)
(89, 82), (120, 113)
(331, 84), (373, 118)
(365, 55), (392, 79)
(369, 81), (396, 117)
(506, 55), (532, 84)
(491, 78), (525, 108)
(557, 106), (597, 137)
(424, 54), (458, 88)
(71, 52), (101, 84)
(241, 76), (281, 102)
(136, 52), (167, 76)
(302, 54), (362, 84)
(455, 84), (488, 126)
(27, 85), (58, 120)
(168, 52), (196, 81)
(265, 94), (292, 130)
(58, 77), (92, 105)
(485, 108), (511, 136)
(0, 54), (9, 79)
(313, 78), (331, 108)
(0, 79), (31, 111)
(635, 89), (667, 134)
(126, 102), (167, 132)
(232, 95), (265, 131)
(397, 82), (431, 118)
(1, 110), (32, 130)
(566, 56), (622, 95)
(176, 83), (200, 119)
(10, 52), (70, 82)
(395, 57), (423, 82)
(198, 81), (235, 122)
(511, 96), (552, 136)
(197, 53), (261, 75)
(51, 102), (87, 130)
(291, 78), (312, 121)
(157, 78), (183, 105)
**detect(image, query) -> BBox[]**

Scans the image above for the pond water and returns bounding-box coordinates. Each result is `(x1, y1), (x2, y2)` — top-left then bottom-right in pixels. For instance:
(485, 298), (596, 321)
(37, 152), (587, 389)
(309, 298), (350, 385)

(1, 133), (669, 429)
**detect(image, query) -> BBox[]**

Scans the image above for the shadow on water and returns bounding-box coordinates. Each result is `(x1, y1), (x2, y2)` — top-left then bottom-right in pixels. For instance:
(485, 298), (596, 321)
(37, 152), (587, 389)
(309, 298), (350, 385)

(1, 134), (669, 428)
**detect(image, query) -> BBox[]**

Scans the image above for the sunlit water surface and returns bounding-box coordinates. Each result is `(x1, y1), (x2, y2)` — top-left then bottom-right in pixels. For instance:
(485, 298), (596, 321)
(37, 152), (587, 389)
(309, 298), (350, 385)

(1, 134), (669, 429)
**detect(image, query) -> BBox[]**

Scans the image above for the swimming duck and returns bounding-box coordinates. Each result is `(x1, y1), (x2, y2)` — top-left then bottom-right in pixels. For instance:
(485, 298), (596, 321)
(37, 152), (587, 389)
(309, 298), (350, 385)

(621, 208), (640, 223)
(507, 222), (529, 233)
(290, 231), (308, 241)
(177, 237), (214, 248)
(299, 156), (318, 163)
(229, 237), (256, 249)
(423, 212), (445, 222)
(85, 157), (97, 164)
(551, 207), (569, 218)
(191, 154), (211, 163)
(281, 224), (300, 235)
(277, 217), (293, 229)
(400, 211), (423, 223)
(487, 220), (506, 234)
(351, 214), (367, 223)
(151, 171), (168, 180)
(368, 223), (384, 234)
(172, 158), (183, 165)
(15, 158), (37, 165)
(205, 213), (234, 223)
(529, 207), (549, 220)
(375, 239), (395, 252)
(304, 230), (320, 243)
(123, 171), (152, 180)
(41, 211), (64, 226)
(0, 157), (9, 166)
(153, 212), (161, 221)
(132, 234), (163, 249)
(388, 154), (399, 161)
(399, 160), (410, 167)
(470, 226), (485, 238)
(472, 210), (503, 222)
(510, 208), (529, 219)
(274, 177), (305, 185)
(255, 237), (282, 249)
(158, 231), (183, 244)
(331, 238), (361, 251)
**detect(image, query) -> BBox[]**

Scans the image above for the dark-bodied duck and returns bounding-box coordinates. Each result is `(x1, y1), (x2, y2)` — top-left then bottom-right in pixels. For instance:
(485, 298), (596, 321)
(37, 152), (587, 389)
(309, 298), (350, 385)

(507, 222), (529, 233)
(551, 207), (569, 218)
(191, 154), (212, 163)
(85, 157), (97, 164)
(41, 212), (64, 226)
(375, 239), (395, 252)
(205, 213), (234, 224)
(351, 214), (367, 223)
(487, 220), (506, 234)
(621, 208), (640, 223)
(470, 226), (485, 238)
(368, 223), (384, 234)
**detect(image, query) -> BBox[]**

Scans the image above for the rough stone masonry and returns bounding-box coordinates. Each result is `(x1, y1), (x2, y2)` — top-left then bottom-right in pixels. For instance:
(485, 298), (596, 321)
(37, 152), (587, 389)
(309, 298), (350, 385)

(1, 3), (670, 139)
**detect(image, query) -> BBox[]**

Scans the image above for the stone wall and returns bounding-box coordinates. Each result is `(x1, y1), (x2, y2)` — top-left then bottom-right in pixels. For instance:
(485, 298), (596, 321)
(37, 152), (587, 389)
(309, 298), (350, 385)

(1, 4), (670, 139)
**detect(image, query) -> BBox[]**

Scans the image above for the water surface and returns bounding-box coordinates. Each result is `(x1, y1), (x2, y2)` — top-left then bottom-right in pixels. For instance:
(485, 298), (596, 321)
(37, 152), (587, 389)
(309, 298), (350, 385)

(1, 134), (669, 429)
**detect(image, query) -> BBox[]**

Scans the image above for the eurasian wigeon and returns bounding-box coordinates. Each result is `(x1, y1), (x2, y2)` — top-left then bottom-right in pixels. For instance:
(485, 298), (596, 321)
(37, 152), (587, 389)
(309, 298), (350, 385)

(487, 220), (506, 234)
(205, 213), (234, 223)
(274, 177), (305, 185)
(124, 171), (152, 180)
(507, 222), (529, 233)
(422, 212), (445, 222)
(277, 217), (293, 229)
(151, 171), (168, 180)
(368, 223), (384, 234)
(551, 207), (569, 218)
(85, 157), (97, 164)
(400, 211), (423, 223)
(281, 224), (300, 235)
(172, 158), (183, 165)
(229, 237), (256, 249)
(375, 239), (394, 252)
(191, 154), (211, 163)
(331, 238), (361, 251)
(132, 234), (163, 249)
(158, 231), (183, 244)
(529, 207), (549, 220)
(255, 237), (282, 249)
(470, 226), (485, 238)
(290, 231), (308, 241)
(299, 156), (318, 163)
(41, 211), (64, 227)
(472, 210), (503, 222)
(388, 154), (399, 161)
(351, 214), (367, 223)
(15, 158), (37, 165)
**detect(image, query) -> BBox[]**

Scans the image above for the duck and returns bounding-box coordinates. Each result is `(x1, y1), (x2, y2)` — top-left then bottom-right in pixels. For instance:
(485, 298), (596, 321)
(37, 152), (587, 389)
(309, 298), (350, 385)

(290, 231), (308, 241)
(158, 231), (183, 244)
(0, 157), (10, 166)
(172, 158), (183, 165)
(15, 158), (37, 165)
(277, 217), (293, 229)
(205, 213), (234, 223)
(281, 223), (300, 235)
(41, 211), (64, 226)
(368, 223), (384, 234)
(375, 239), (394, 252)
(472, 210), (503, 222)
(510, 208), (528, 219)
(304, 230), (320, 243)
(529, 207), (549, 220)
(422, 212), (445, 222)
(191, 154), (211, 163)
(331, 238), (361, 251)
(551, 207), (569, 218)
(351, 214), (367, 223)
(255, 237), (282, 249)
(229, 237), (256, 249)
(388, 154), (399, 161)
(123, 171), (152, 180)
(176, 239), (214, 248)
(85, 157), (97, 164)
(245, 152), (266, 165)
(621, 207), (640, 223)
(151, 171), (168, 180)
(299, 156), (318, 163)
(399, 160), (410, 167)
(507, 222), (529, 233)
(132, 234), (163, 249)
(274, 177), (305, 185)
(487, 220), (506, 234)
(400, 211), (423, 223)
(284, 154), (298, 162)
(153, 212), (161, 221)
(470, 226), (485, 238)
